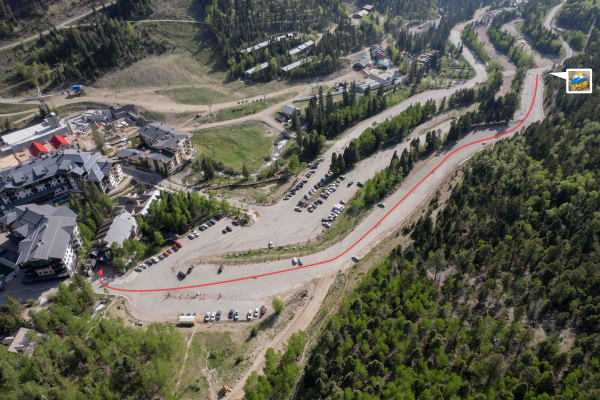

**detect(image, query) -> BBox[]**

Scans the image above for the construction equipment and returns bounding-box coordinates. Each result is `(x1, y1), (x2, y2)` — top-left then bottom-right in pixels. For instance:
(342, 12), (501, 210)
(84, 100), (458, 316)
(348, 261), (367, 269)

(219, 385), (231, 396)
(71, 84), (85, 94)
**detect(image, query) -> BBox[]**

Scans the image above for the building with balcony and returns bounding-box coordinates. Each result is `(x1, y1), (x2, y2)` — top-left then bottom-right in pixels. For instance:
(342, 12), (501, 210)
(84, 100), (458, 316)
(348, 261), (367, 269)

(0, 204), (82, 282)
(0, 150), (125, 210)
(117, 123), (194, 176)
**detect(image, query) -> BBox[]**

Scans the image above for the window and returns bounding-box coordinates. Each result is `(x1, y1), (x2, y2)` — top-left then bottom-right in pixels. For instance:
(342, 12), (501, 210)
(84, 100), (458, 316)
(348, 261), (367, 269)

(36, 267), (55, 276)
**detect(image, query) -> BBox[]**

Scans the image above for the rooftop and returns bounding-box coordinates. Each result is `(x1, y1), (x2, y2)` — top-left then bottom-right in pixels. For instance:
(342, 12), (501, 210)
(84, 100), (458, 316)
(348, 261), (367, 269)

(0, 113), (67, 149)
(281, 104), (300, 117)
(289, 40), (314, 56)
(0, 150), (115, 191)
(282, 58), (311, 72)
(245, 62), (269, 75)
(7, 327), (35, 354)
(0, 204), (78, 265)
(96, 210), (138, 247)
(138, 123), (191, 152)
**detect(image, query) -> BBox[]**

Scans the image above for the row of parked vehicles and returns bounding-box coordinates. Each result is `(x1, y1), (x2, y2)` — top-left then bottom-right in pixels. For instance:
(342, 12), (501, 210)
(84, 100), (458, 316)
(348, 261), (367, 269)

(322, 203), (346, 228)
(284, 157), (324, 201)
(204, 305), (267, 322)
(135, 242), (183, 272)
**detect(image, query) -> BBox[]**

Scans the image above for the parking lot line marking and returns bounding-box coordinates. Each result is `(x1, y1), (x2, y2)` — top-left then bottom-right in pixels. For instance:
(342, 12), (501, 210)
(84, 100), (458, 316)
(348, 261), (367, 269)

(99, 75), (538, 293)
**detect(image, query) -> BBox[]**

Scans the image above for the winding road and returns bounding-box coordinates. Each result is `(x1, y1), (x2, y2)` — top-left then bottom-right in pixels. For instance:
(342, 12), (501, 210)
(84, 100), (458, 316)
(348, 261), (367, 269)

(2, 5), (572, 398)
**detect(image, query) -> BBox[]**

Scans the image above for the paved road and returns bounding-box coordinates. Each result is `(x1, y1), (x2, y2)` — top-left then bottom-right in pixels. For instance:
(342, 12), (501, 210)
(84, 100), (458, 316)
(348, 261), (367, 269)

(90, 9), (505, 318)
(544, 0), (574, 62)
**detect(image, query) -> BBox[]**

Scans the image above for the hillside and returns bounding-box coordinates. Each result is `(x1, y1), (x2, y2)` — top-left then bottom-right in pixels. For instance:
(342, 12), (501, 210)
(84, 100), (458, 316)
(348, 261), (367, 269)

(296, 30), (600, 400)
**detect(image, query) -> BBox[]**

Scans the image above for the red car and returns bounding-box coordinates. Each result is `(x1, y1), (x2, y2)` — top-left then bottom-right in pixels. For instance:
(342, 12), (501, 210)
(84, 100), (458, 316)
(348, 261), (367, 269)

(176, 242), (182, 248)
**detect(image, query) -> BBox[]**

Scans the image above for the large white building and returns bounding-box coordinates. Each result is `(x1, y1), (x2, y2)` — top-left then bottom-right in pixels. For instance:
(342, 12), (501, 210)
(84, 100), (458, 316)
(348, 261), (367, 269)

(0, 113), (72, 155)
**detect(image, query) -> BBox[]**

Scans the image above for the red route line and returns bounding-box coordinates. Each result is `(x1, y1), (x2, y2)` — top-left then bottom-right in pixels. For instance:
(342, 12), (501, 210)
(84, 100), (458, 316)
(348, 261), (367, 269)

(99, 75), (539, 293)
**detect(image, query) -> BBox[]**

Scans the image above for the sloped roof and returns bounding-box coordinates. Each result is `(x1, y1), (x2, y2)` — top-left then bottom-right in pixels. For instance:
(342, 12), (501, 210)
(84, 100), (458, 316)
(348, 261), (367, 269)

(0, 150), (115, 190)
(29, 142), (49, 157)
(138, 123), (190, 152)
(95, 210), (138, 247)
(50, 135), (70, 149)
(0, 204), (78, 265)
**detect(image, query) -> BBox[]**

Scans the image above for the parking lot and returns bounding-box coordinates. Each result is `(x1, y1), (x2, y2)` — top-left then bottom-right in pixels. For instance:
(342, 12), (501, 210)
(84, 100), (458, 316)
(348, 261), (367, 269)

(93, 124), (515, 321)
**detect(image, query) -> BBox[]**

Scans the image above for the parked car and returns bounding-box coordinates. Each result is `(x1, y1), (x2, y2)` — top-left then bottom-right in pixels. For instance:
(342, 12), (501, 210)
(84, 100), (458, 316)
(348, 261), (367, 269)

(216, 310), (221, 321)
(292, 257), (298, 265)
(204, 312), (210, 322)
(135, 268), (142, 272)
(352, 256), (361, 262)
(232, 220), (240, 226)
(254, 308), (259, 318)
(163, 251), (169, 257)
(357, 182), (364, 188)
(187, 265), (194, 275)
(222, 228), (228, 234)
(167, 248), (174, 254)
(218, 265), (224, 274)
(347, 181), (354, 187)
(228, 309), (234, 319)
(152, 256), (159, 263)
(210, 312), (215, 322)
(298, 259), (303, 266)
(158, 254), (165, 260)
(176, 242), (182, 248)
(246, 310), (252, 320)
(177, 271), (186, 280)
(234, 310), (239, 321)
(377, 202), (385, 208)
(226, 226), (232, 232)
(207, 220), (215, 226)
(260, 305), (267, 316)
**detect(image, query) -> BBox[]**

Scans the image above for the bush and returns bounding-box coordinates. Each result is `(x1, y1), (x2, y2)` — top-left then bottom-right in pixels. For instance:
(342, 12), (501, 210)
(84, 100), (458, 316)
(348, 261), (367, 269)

(273, 297), (285, 315)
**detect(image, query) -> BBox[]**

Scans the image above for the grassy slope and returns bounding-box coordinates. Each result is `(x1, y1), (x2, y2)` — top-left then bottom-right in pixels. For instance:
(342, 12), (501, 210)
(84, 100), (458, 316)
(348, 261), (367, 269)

(158, 86), (234, 104)
(192, 122), (273, 172)
(214, 92), (299, 122)
(0, 103), (37, 114)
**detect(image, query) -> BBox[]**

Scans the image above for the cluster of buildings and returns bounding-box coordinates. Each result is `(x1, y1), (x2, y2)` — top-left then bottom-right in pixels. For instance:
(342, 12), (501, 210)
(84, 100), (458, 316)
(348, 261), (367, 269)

(0, 116), (194, 287)
(0, 150), (126, 281)
(244, 37), (316, 78)
(353, 4), (375, 19)
(239, 32), (297, 54)
(116, 122), (195, 176)
(416, 50), (440, 67)
(0, 113), (73, 157)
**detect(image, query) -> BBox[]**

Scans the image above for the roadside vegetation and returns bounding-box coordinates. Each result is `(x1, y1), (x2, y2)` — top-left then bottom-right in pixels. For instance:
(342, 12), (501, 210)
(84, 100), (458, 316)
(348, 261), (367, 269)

(488, 10), (536, 69)
(461, 23), (491, 62)
(295, 65), (600, 399)
(521, 0), (562, 54)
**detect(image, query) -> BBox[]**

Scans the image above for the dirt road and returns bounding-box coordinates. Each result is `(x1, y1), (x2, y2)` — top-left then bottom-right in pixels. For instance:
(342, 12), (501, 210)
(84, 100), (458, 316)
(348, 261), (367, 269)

(0, 1), (118, 52)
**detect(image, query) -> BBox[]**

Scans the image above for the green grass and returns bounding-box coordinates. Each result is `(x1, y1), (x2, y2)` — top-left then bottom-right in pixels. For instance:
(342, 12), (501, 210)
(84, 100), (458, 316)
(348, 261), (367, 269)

(214, 92), (298, 122)
(176, 333), (210, 400)
(0, 102), (37, 114)
(56, 102), (110, 114)
(192, 122), (273, 172)
(140, 109), (166, 122)
(158, 86), (233, 105)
